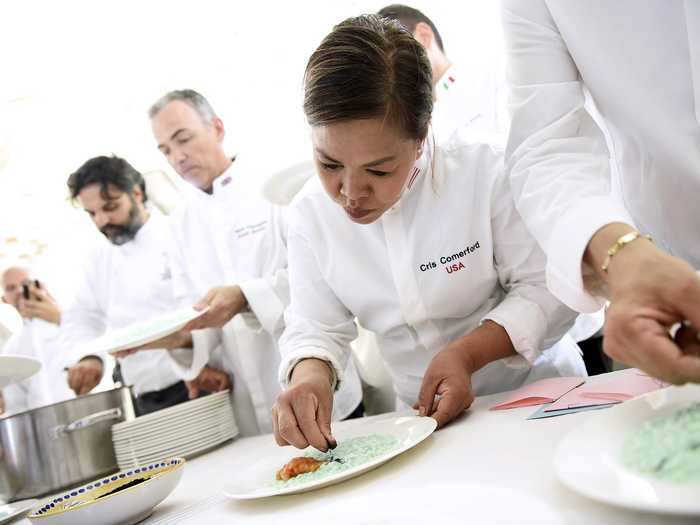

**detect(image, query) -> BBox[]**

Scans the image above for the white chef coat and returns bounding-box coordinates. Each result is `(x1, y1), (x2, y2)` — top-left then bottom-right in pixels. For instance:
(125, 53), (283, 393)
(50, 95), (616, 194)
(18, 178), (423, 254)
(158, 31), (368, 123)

(166, 154), (362, 437)
(432, 65), (503, 145)
(503, 0), (700, 312)
(1, 318), (75, 414)
(279, 137), (586, 407)
(431, 63), (603, 342)
(60, 210), (183, 396)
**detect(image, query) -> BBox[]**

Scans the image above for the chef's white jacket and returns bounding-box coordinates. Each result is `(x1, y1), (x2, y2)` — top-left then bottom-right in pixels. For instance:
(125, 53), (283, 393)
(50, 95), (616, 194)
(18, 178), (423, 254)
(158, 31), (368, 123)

(165, 154), (362, 436)
(431, 63), (603, 342)
(279, 138), (586, 407)
(1, 318), (75, 413)
(432, 65), (503, 144)
(503, 0), (700, 312)
(61, 211), (183, 396)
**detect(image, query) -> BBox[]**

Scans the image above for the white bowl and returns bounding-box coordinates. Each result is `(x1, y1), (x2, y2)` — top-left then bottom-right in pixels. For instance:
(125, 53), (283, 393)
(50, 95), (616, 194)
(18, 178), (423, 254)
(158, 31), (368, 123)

(28, 458), (185, 525)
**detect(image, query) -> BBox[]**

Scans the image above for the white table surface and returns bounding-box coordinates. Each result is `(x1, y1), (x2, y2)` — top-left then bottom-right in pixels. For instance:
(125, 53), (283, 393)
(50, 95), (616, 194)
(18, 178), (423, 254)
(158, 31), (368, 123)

(17, 372), (700, 524)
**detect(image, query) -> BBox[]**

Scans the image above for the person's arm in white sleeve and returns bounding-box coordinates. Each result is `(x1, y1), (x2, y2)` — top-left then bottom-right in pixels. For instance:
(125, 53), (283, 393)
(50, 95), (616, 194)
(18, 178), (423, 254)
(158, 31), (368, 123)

(502, 0), (634, 311)
(186, 205), (290, 335)
(273, 206), (357, 452)
(502, 0), (700, 384)
(482, 160), (578, 365)
(277, 210), (357, 390)
(417, 151), (576, 430)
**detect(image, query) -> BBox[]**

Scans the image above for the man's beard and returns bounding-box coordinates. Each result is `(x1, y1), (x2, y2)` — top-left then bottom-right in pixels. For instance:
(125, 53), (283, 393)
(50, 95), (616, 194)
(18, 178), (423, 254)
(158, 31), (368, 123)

(100, 199), (144, 246)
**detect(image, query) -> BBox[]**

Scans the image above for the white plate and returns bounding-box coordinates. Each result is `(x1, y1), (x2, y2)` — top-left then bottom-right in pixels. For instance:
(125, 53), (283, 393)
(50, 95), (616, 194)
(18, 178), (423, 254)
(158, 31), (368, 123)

(0, 499), (38, 524)
(113, 420), (237, 454)
(112, 403), (233, 440)
(222, 415), (437, 500)
(86, 307), (208, 355)
(112, 418), (236, 450)
(116, 435), (235, 468)
(0, 355), (41, 389)
(112, 391), (230, 433)
(112, 401), (231, 435)
(554, 383), (700, 515)
(28, 458), (184, 525)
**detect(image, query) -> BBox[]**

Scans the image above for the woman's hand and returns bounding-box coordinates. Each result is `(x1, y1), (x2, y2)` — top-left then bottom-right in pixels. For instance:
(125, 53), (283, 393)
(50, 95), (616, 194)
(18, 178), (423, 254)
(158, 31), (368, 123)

(589, 225), (700, 384)
(272, 358), (336, 451)
(416, 320), (516, 428)
(415, 342), (475, 429)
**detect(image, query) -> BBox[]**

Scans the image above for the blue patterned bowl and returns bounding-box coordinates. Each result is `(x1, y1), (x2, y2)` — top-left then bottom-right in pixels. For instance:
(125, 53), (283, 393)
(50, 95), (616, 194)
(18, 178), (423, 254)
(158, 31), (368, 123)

(27, 457), (185, 525)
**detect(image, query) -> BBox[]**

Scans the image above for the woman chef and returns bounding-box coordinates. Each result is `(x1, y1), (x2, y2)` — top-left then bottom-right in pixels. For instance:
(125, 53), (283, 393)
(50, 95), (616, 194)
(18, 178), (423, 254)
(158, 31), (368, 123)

(272, 14), (585, 451)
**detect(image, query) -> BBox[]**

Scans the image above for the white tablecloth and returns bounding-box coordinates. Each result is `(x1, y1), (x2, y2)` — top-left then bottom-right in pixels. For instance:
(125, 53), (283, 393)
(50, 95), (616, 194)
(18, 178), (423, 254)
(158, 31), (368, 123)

(134, 372), (697, 525)
(17, 371), (699, 524)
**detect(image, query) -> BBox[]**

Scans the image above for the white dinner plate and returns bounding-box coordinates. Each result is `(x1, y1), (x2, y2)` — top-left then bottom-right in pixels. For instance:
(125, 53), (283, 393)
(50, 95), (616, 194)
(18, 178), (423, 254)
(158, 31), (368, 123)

(0, 355), (41, 389)
(112, 391), (229, 432)
(554, 383), (700, 515)
(112, 401), (232, 439)
(112, 416), (236, 449)
(113, 420), (237, 455)
(0, 499), (38, 524)
(222, 414), (437, 500)
(116, 434), (235, 468)
(86, 307), (209, 355)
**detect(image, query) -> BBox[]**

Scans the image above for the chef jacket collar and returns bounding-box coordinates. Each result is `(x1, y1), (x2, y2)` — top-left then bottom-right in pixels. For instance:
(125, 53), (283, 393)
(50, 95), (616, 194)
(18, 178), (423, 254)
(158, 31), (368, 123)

(211, 156), (241, 196)
(435, 64), (457, 104)
(386, 135), (432, 213)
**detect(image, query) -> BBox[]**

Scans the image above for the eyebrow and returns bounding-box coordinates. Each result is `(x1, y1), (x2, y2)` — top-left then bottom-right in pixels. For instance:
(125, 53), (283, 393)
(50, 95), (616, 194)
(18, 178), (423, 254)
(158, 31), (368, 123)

(315, 148), (396, 168)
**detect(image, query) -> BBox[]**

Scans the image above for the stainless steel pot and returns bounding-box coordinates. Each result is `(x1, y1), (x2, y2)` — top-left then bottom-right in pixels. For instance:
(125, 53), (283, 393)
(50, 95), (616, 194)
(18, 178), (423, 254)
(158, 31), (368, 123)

(0, 386), (134, 502)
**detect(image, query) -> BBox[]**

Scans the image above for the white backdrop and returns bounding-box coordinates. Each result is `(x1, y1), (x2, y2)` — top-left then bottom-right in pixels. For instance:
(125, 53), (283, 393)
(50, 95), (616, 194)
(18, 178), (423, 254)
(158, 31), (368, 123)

(0, 0), (504, 301)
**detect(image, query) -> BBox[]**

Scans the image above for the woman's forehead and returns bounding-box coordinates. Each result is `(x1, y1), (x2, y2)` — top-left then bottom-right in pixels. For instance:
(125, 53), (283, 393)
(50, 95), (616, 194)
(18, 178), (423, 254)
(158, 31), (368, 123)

(311, 119), (411, 161)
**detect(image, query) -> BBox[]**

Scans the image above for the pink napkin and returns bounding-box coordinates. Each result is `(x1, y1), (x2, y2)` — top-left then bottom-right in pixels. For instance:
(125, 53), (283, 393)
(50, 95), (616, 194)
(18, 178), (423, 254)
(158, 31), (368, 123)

(544, 369), (668, 412)
(489, 377), (586, 410)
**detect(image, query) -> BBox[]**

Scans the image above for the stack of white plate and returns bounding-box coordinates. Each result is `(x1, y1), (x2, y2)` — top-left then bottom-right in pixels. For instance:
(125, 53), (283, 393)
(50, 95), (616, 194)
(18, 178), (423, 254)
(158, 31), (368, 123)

(112, 390), (237, 469)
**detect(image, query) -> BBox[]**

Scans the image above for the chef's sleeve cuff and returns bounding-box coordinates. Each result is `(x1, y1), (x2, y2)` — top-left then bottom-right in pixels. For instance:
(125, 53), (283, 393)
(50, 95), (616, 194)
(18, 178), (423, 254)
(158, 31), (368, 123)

(239, 278), (285, 334)
(482, 295), (548, 365)
(168, 328), (220, 381)
(546, 196), (635, 313)
(279, 348), (341, 392)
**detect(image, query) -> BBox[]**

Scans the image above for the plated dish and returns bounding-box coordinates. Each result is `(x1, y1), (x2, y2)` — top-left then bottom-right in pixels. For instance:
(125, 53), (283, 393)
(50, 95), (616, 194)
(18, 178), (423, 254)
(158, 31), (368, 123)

(554, 383), (700, 515)
(223, 415), (437, 499)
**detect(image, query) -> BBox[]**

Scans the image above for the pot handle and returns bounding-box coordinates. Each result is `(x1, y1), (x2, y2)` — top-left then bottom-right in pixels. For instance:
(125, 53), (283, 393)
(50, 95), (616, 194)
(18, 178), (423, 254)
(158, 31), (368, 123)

(53, 408), (122, 437)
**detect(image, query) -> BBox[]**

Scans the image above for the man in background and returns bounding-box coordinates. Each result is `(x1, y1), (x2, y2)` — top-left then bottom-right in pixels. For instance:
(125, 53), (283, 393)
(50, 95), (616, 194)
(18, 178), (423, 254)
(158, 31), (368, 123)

(137, 89), (363, 435)
(0, 266), (76, 413)
(62, 155), (229, 414)
(378, 4), (502, 141)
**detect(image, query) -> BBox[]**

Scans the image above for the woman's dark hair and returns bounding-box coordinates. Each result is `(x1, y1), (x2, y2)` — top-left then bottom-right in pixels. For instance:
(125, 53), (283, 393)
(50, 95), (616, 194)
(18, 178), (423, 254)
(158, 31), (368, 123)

(303, 14), (433, 141)
(67, 155), (147, 203)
